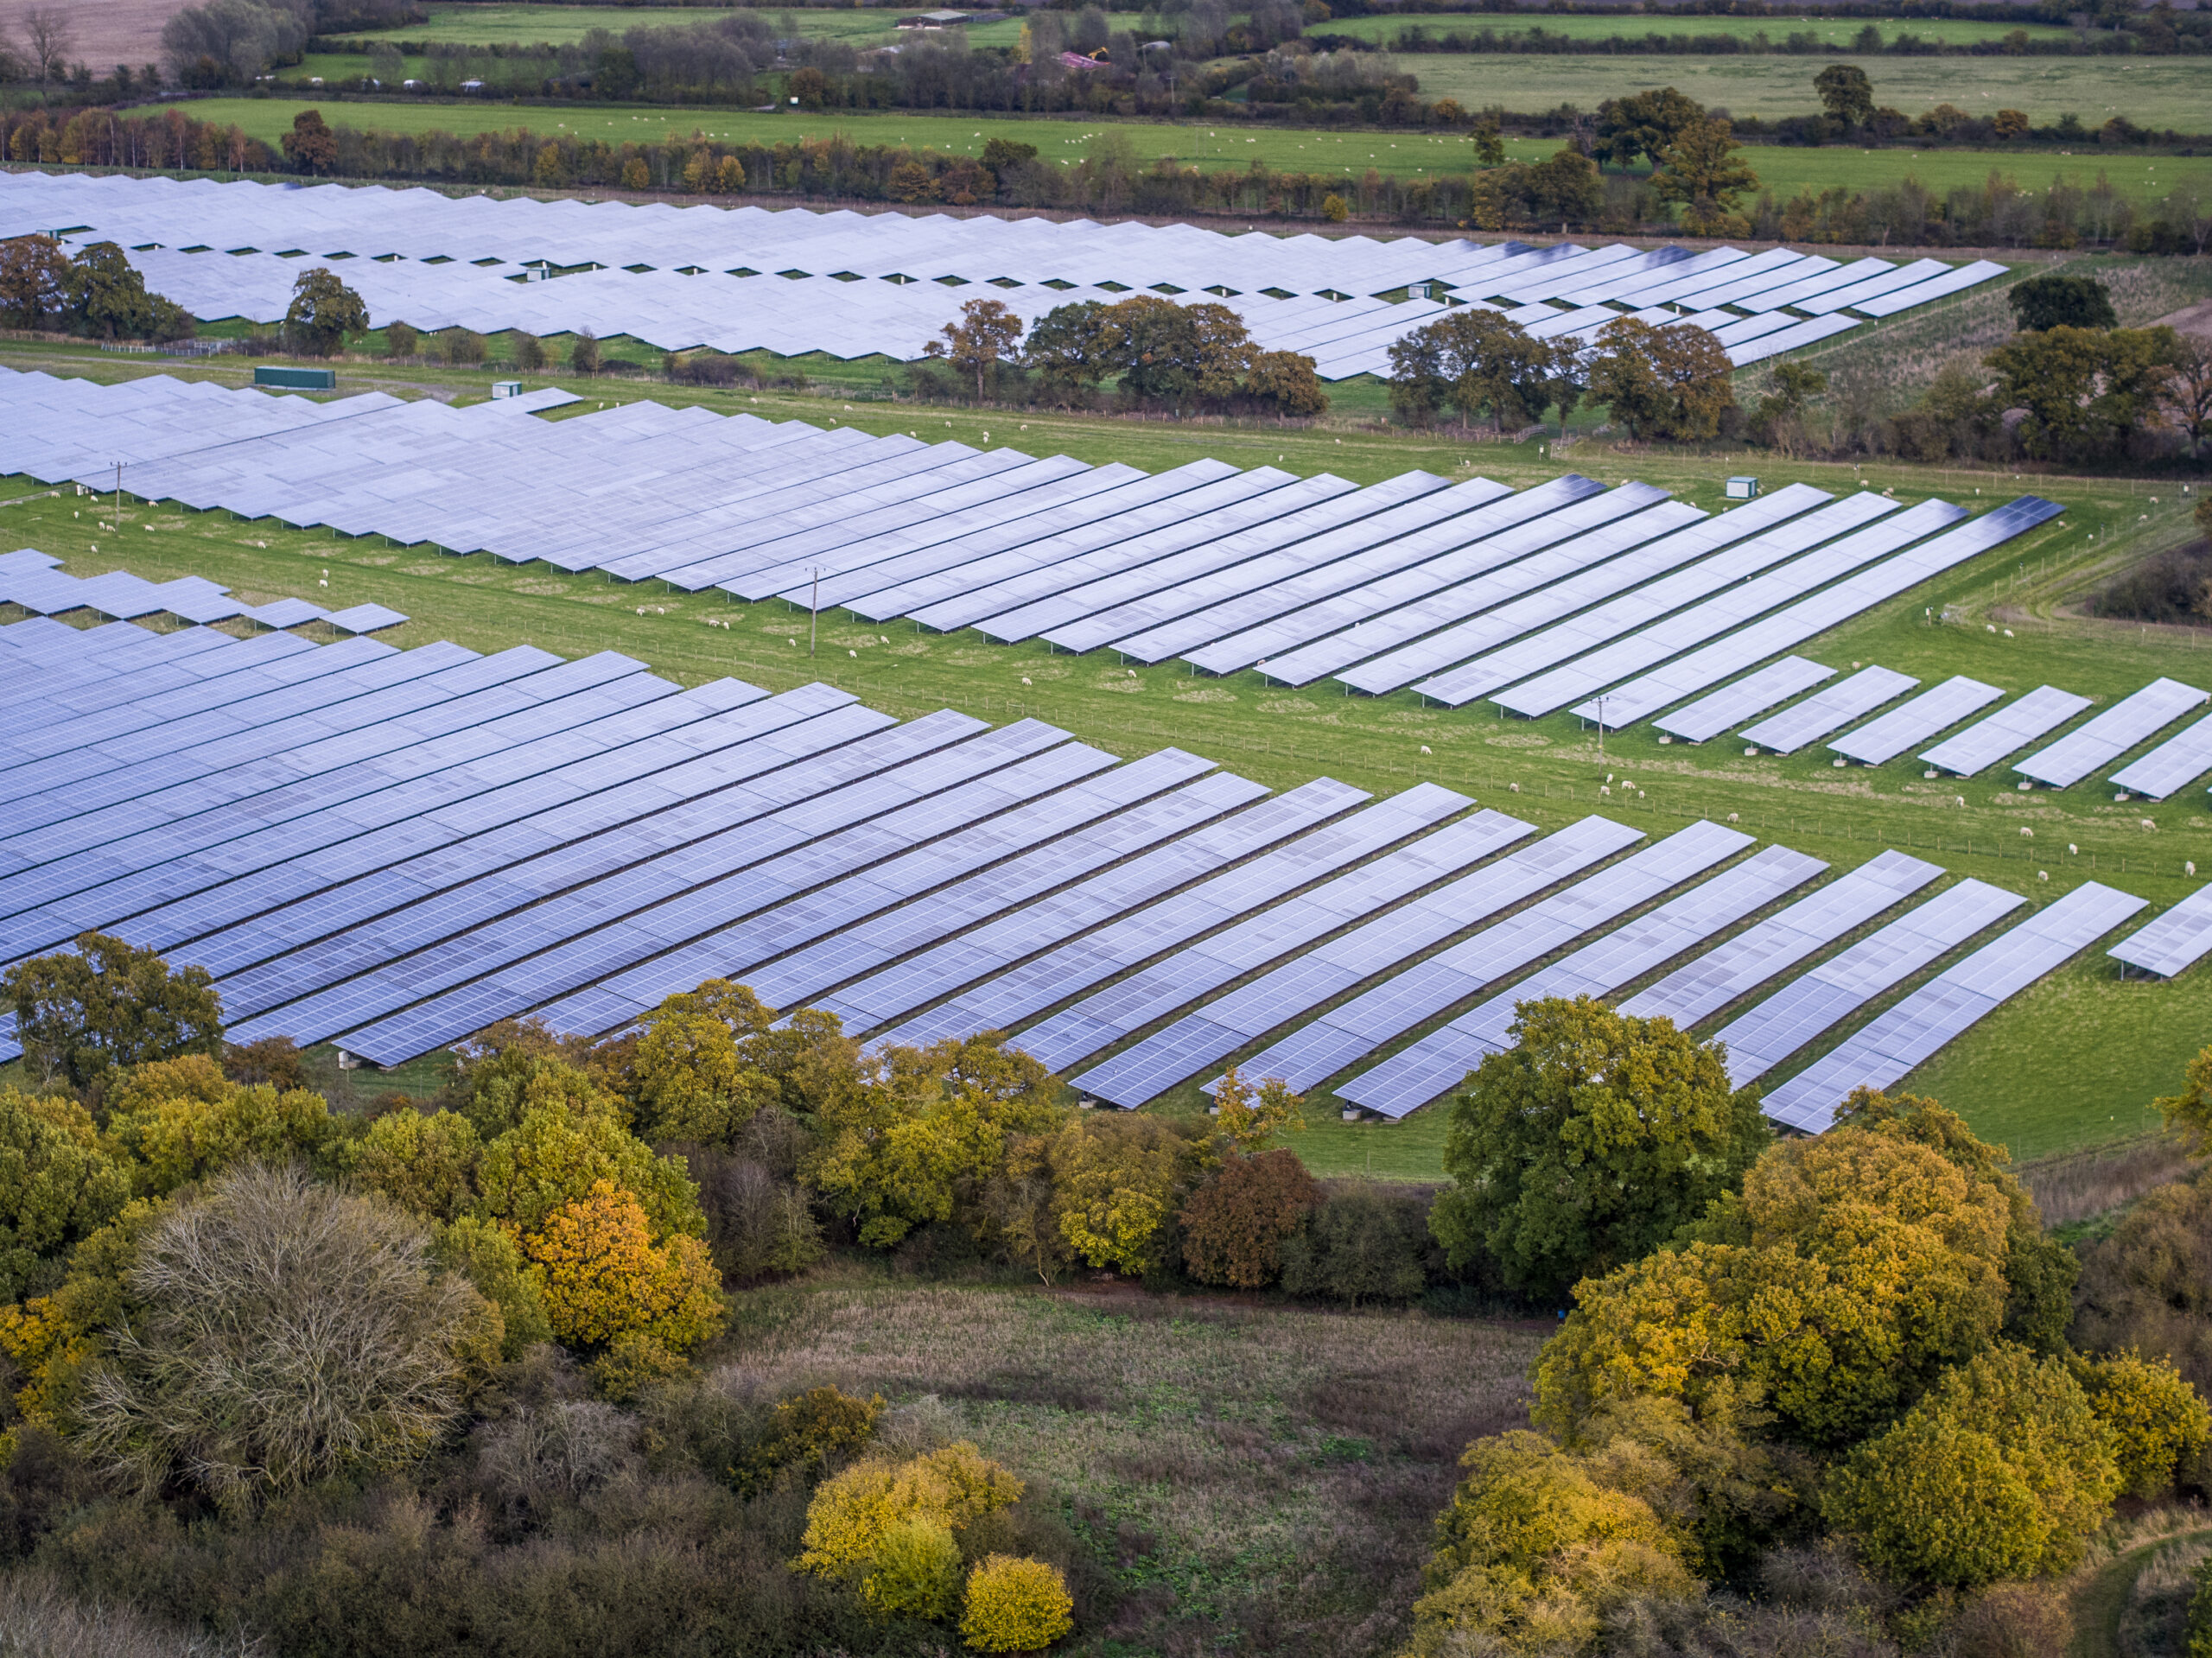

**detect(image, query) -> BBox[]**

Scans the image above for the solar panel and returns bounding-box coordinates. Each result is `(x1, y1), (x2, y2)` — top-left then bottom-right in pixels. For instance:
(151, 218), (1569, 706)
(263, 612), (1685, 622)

(1335, 833), (1813, 1118)
(2109, 882), (2212, 978)
(1618, 848), (1941, 1027)
(2109, 710), (2212, 800)
(2015, 677), (2209, 789)
(1760, 881), (2146, 1132)
(1655, 657), (1833, 743)
(1557, 498), (2060, 728)
(1740, 665), (1917, 753)
(1828, 676), (2003, 765)
(1710, 877), (2026, 1088)
(1918, 684), (2090, 776)
(1026, 801), (1524, 1076)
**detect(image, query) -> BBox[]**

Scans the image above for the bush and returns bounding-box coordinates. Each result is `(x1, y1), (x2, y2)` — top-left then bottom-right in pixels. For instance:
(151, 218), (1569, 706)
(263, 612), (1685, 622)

(385, 321), (418, 359)
(2073, 1174), (2212, 1403)
(513, 331), (545, 372)
(76, 1163), (494, 1505)
(797, 1442), (1023, 1579)
(2190, 1553), (2212, 1658)
(570, 329), (601, 374)
(1179, 1150), (1319, 1290)
(2073, 1349), (2211, 1496)
(442, 328), (486, 366)
(433, 1215), (552, 1359)
(866, 1513), (963, 1619)
(1279, 1183), (1428, 1305)
(960, 1554), (1074, 1653)
(675, 1143), (823, 1280)
(2088, 543), (2212, 627)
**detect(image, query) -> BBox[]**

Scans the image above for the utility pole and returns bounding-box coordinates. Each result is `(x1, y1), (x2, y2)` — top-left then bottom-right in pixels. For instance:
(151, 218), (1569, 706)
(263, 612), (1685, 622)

(1595, 694), (1607, 755)
(111, 459), (124, 528)
(809, 567), (822, 657)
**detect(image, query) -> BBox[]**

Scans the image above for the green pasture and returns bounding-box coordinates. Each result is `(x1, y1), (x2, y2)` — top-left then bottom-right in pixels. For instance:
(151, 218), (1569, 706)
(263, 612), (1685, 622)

(3, 330), (2207, 1174)
(144, 96), (2212, 211)
(1399, 52), (2209, 130)
(327, 3), (1023, 48)
(1315, 12), (2078, 47)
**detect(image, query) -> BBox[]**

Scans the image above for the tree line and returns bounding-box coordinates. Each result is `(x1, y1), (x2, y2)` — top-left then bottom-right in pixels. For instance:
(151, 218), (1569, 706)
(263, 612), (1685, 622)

(3, 926), (2210, 1654)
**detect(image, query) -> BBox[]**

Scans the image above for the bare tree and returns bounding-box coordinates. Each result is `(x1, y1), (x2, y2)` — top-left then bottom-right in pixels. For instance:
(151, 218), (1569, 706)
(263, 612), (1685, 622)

(76, 1163), (491, 1506)
(21, 7), (73, 91)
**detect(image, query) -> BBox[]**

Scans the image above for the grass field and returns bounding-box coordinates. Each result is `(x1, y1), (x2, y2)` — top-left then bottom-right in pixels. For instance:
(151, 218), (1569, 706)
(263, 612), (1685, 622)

(324, 3), (1023, 48)
(145, 96), (2212, 210)
(5, 318), (2209, 1172)
(1315, 12), (2080, 48)
(718, 1270), (1545, 1655)
(1398, 52), (2208, 130)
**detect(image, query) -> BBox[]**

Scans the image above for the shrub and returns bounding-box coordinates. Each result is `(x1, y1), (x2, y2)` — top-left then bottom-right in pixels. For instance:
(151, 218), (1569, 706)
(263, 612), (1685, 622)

(512, 331), (545, 372)
(588, 1330), (687, 1401)
(2190, 1554), (2212, 1658)
(433, 1215), (552, 1359)
(75, 1164), (493, 1504)
(675, 1145), (824, 1280)
(0, 1086), (132, 1303)
(734, 1384), (883, 1493)
(221, 1035), (308, 1092)
(960, 1554), (1074, 1653)
(570, 329), (601, 374)
(798, 1442), (1023, 1579)
(2073, 1173), (2212, 1401)
(473, 1092), (705, 1241)
(1280, 1183), (1427, 1305)
(867, 1513), (963, 1619)
(385, 320), (417, 359)
(442, 328), (486, 366)
(1179, 1150), (1319, 1290)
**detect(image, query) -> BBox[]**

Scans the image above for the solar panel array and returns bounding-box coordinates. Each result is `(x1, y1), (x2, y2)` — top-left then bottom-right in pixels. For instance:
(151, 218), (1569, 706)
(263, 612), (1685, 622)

(0, 370), (2064, 715)
(1828, 675), (2002, 765)
(0, 552), (405, 633)
(2016, 677), (2209, 789)
(0, 170), (2005, 376)
(1919, 684), (2090, 777)
(1739, 664), (1916, 753)
(2109, 881), (2212, 979)
(1655, 656), (1832, 743)
(1760, 881), (2147, 1133)
(0, 589), (2177, 1134)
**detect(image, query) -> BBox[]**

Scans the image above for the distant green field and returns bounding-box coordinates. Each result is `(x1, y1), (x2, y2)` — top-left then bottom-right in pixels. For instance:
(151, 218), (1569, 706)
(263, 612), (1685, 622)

(156, 96), (2212, 209)
(1398, 52), (2206, 130)
(328, 3), (1022, 48)
(1314, 12), (2077, 47)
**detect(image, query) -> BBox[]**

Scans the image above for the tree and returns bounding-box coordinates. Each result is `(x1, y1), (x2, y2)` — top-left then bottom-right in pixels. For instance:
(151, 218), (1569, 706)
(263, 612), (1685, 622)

(1022, 300), (1114, 396)
(283, 265), (367, 357)
(2164, 334), (2212, 460)
(570, 328), (601, 374)
(75, 1163), (493, 1505)
(2158, 1043), (2212, 1152)
(2071, 1350), (2211, 1496)
(1471, 115), (1507, 168)
(0, 1087), (132, 1304)
(1211, 1065), (1303, 1153)
(281, 108), (337, 175)
(513, 331), (546, 372)
(1536, 1092), (2042, 1446)
(625, 981), (775, 1145)
(1179, 1149), (1319, 1290)
(444, 328), (487, 366)
(1387, 309), (1547, 434)
(1652, 118), (1759, 234)
(105, 1070), (339, 1197)
(1752, 359), (1827, 448)
(1986, 325), (2177, 462)
(3, 934), (222, 1092)
(1280, 1184), (1429, 1306)
(344, 1109), (480, 1223)
(56, 244), (188, 345)
(1406, 1429), (1694, 1656)
(962, 1556), (1075, 1653)
(2007, 271), (2118, 333)
(474, 1096), (705, 1242)
(0, 234), (69, 331)
(1814, 63), (1876, 128)
(21, 7), (73, 90)
(385, 320), (418, 359)
(1110, 295), (1255, 411)
(1431, 997), (1766, 1301)
(1825, 1344), (2123, 1586)
(1594, 86), (1707, 168)
(1587, 317), (1737, 441)
(432, 1214), (552, 1359)
(1243, 350), (1329, 418)
(925, 297), (1025, 401)
(521, 1178), (723, 1352)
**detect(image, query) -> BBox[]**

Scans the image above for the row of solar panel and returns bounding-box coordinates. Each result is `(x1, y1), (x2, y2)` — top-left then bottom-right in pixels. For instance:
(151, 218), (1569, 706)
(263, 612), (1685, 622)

(0, 372), (2069, 743)
(0, 602), (2199, 1140)
(1, 172), (2002, 353)
(0, 549), (406, 633)
(1656, 655), (2212, 797)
